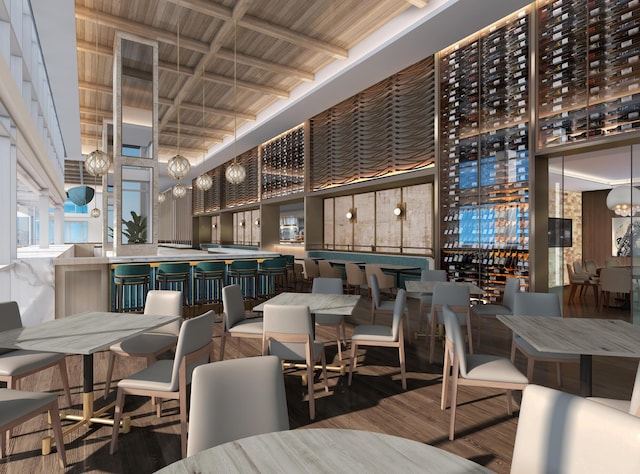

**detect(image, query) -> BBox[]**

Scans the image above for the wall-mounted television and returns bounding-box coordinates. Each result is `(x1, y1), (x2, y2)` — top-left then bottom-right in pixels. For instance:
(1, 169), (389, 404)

(548, 217), (572, 248)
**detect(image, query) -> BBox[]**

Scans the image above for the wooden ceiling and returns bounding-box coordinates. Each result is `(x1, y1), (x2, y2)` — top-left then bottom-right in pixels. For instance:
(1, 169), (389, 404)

(67, 0), (425, 185)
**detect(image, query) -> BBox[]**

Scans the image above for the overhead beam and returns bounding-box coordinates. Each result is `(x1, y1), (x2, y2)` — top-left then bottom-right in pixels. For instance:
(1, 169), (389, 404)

(406, 0), (429, 7)
(215, 48), (314, 82)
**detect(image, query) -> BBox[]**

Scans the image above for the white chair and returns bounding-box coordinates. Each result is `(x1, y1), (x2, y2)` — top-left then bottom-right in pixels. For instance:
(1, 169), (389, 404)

(110, 310), (214, 457)
(428, 284), (471, 365)
(104, 290), (183, 398)
(511, 384), (640, 474)
(348, 289), (407, 390)
(566, 263), (597, 305)
(345, 262), (368, 295)
(365, 265), (395, 297)
(599, 266), (631, 312)
(0, 389), (66, 467)
(441, 304), (528, 440)
(0, 302), (71, 407)
(409, 270), (447, 331)
(589, 361), (640, 416)
(219, 284), (263, 360)
(510, 292), (578, 386)
(318, 260), (342, 279)
(312, 277), (347, 361)
(186, 355), (289, 456)
(470, 277), (521, 350)
(262, 304), (329, 420)
(369, 274), (410, 336)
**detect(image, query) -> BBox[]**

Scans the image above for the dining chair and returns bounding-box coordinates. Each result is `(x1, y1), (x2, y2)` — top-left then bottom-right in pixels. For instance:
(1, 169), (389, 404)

(155, 262), (191, 308)
(0, 302), (72, 407)
(345, 262), (368, 295)
(103, 290), (183, 399)
(312, 277), (347, 361)
(258, 257), (288, 298)
(365, 265), (395, 296)
(511, 384), (640, 474)
(0, 389), (66, 467)
(186, 355), (289, 456)
(441, 304), (528, 440)
(318, 260), (342, 280)
(227, 260), (259, 307)
(584, 259), (598, 277)
(566, 263), (597, 305)
(427, 284), (472, 365)
(470, 277), (521, 350)
(369, 274), (410, 336)
(262, 304), (329, 420)
(598, 266), (631, 312)
(193, 261), (226, 309)
(110, 310), (214, 457)
(510, 292), (578, 386)
(589, 361), (640, 416)
(302, 258), (320, 290)
(348, 289), (408, 390)
(410, 269), (447, 321)
(219, 284), (263, 361)
(605, 257), (621, 267)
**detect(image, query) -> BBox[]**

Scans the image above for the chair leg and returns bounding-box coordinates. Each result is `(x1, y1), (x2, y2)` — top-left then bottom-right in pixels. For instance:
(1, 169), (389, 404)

(335, 325), (342, 361)
(307, 360), (315, 420)
(556, 362), (563, 387)
(110, 389), (126, 454)
(320, 351), (329, 393)
(219, 334), (227, 361)
(104, 352), (117, 399)
(441, 347), (451, 411)
(348, 343), (358, 386)
(57, 357), (73, 407)
(449, 362), (460, 441)
(0, 429), (5, 458)
(179, 391), (188, 458)
(506, 389), (513, 415)
(398, 340), (406, 391)
(429, 314), (437, 365)
(49, 405), (67, 468)
(526, 358), (534, 383)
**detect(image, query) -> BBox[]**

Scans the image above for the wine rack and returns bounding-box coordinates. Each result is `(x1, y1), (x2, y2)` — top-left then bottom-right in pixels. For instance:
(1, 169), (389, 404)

(538, 0), (640, 148)
(260, 125), (305, 199)
(440, 7), (531, 304)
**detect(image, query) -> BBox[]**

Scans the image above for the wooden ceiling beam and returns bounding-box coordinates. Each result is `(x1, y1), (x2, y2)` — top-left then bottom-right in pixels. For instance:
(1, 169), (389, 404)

(215, 48), (314, 82)
(406, 0), (429, 8)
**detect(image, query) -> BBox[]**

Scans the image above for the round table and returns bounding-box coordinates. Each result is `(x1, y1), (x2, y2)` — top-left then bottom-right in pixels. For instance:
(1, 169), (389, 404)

(156, 428), (493, 473)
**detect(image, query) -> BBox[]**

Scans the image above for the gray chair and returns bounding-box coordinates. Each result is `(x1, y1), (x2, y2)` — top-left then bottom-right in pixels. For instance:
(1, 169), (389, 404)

(511, 384), (640, 474)
(0, 302), (71, 407)
(409, 270), (447, 337)
(262, 304), (328, 420)
(470, 277), (521, 350)
(219, 284), (263, 361)
(510, 292), (578, 386)
(0, 389), (66, 467)
(110, 310), (214, 457)
(186, 355), (289, 456)
(312, 277), (347, 361)
(589, 361), (640, 416)
(349, 289), (408, 390)
(318, 260), (342, 279)
(369, 274), (409, 335)
(441, 304), (528, 440)
(104, 290), (183, 398)
(428, 284), (471, 365)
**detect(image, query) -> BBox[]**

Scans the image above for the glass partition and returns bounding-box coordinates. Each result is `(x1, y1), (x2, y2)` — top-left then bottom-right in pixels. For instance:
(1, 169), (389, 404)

(121, 166), (152, 244)
(280, 202), (304, 243)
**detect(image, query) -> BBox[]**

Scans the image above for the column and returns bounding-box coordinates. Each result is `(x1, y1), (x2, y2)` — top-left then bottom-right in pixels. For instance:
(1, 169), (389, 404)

(54, 204), (64, 244)
(0, 124), (17, 302)
(39, 189), (49, 249)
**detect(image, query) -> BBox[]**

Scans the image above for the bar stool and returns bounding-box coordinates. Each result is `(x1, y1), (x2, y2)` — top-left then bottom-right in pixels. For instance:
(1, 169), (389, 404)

(258, 257), (287, 299)
(155, 262), (192, 309)
(283, 255), (296, 290)
(113, 264), (151, 312)
(227, 260), (259, 307)
(193, 261), (226, 310)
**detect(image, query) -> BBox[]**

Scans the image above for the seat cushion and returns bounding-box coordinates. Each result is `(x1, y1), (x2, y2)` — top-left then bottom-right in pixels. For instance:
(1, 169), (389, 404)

(352, 324), (394, 342)
(110, 333), (178, 356)
(0, 389), (57, 428)
(117, 360), (175, 392)
(464, 354), (529, 384)
(514, 335), (580, 361)
(471, 304), (510, 316)
(0, 350), (65, 376)
(229, 319), (263, 335)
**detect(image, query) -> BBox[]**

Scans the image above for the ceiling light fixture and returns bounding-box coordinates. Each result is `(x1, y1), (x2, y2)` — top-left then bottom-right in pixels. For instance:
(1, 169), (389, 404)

(91, 173), (101, 218)
(606, 185), (640, 217)
(225, 20), (246, 185)
(158, 192), (166, 203)
(173, 182), (187, 199)
(195, 63), (213, 191)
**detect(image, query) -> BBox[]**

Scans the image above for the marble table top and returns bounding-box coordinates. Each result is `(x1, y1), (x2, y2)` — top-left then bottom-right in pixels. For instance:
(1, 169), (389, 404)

(156, 429), (492, 473)
(253, 292), (361, 315)
(405, 280), (486, 295)
(0, 312), (180, 355)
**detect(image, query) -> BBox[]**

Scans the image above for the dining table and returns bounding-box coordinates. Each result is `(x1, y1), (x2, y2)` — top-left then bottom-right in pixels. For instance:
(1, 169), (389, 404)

(405, 280), (487, 296)
(155, 428), (492, 473)
(0, 311), (180, 454)
(497, 315), (640, 396)
(373, 264), (421, 287)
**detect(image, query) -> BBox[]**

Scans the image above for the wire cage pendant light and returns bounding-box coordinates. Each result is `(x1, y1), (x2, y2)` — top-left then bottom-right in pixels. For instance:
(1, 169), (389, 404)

(196, 63), (213, 191)
(225, 20), (246, 185)
(173, 182), (187, 198)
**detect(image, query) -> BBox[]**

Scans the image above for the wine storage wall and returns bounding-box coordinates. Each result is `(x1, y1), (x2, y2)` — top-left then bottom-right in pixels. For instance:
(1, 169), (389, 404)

(223, 147), (259, 208)
(538, 0), (640, 148)
(439, 8), (530, 303)
(192, 168), (222, 215)
(260, 125), (305, 199)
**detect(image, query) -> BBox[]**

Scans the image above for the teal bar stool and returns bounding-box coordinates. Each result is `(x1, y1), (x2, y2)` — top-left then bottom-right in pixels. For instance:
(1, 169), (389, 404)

(155, 262), (192, 308)
(227, 260), (259, 305)
(113, 264), (151, 312)
(258, 257), (287, 298)
(193, 261), (226, 308)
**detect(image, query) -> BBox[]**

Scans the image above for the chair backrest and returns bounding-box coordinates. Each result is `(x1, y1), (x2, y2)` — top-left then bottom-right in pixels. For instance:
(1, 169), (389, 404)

(442, 304), (469, 377)
(312, 277), (343, 295)
(573, 260), (585, 273)
(261, 257), (287, 272)
(229, 259), (258, 273)
(420, 269), (447, 282)
(512, 292), (561, 317)
(390, 289), (407, 341)
(168, 310), (214, 392)
(345, 263), (366, 286)
(283, 254), (295, 269)
(263, 304), (312, 362)
(600, 267), (631, 293)
(157, 262), (190, 275)
(605, 258), (621, 267)
(365, 265), (392, 290)
(303, 259), (319, 279)
(195, 261), (226, 274)
(222, 285), (247, 329)
(502, 277), (522, 311)
(511, 384), (640, 474)
(0, 301), (22, 332)
(187, 355), (289, 456)
(318, 260), (341, 278)
(144, 290), (182, 335)
(369, 274), (382, 309)
(431, 284), (470, 324)
(584, 259), (597, 275)
(114, 263), (151, 279)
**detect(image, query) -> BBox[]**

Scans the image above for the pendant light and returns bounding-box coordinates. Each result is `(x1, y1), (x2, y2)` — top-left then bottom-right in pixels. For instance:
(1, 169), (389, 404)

(90, 174), (101, 218)
(225, 20), (246, 185)
(195, 63), (213, 191)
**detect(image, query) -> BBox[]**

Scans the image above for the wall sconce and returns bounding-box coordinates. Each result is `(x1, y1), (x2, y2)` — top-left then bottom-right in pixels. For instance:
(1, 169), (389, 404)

(240, 220), (246, 227)
(212, 223), (217, 229)
(254, 218), (260, 227)
(346, 208), (356, 223)
(394, 203), (406, 220)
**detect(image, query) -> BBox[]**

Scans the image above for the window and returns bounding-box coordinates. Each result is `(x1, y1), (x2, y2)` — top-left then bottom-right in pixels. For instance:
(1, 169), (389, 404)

(64, 221), (88, 243)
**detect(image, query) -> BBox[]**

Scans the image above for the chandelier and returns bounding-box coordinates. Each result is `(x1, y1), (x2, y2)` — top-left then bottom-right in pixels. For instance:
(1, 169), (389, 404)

(173, 183), (187, 198)
(225, 20), (246, 185)
(606, 185), (640, 217)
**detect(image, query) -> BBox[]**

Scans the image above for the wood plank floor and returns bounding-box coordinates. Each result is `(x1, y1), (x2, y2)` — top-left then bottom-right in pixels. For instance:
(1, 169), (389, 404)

(0, 287), (636, 473)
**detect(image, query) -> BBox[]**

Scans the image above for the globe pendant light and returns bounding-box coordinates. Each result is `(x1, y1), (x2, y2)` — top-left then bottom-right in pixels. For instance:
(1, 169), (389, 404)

(196, 63), (213, 191)
(158, 192), (166, 203)
(173, 182), (187, 198)
(225, 20), (245, 185)
(91, 174), (101, 218)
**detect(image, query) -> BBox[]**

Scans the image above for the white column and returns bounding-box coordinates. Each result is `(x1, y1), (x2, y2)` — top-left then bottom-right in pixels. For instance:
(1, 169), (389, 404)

(0, 122), (17, 302)
(54, 204), (64, 244)
(38, 189), (49, 249)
